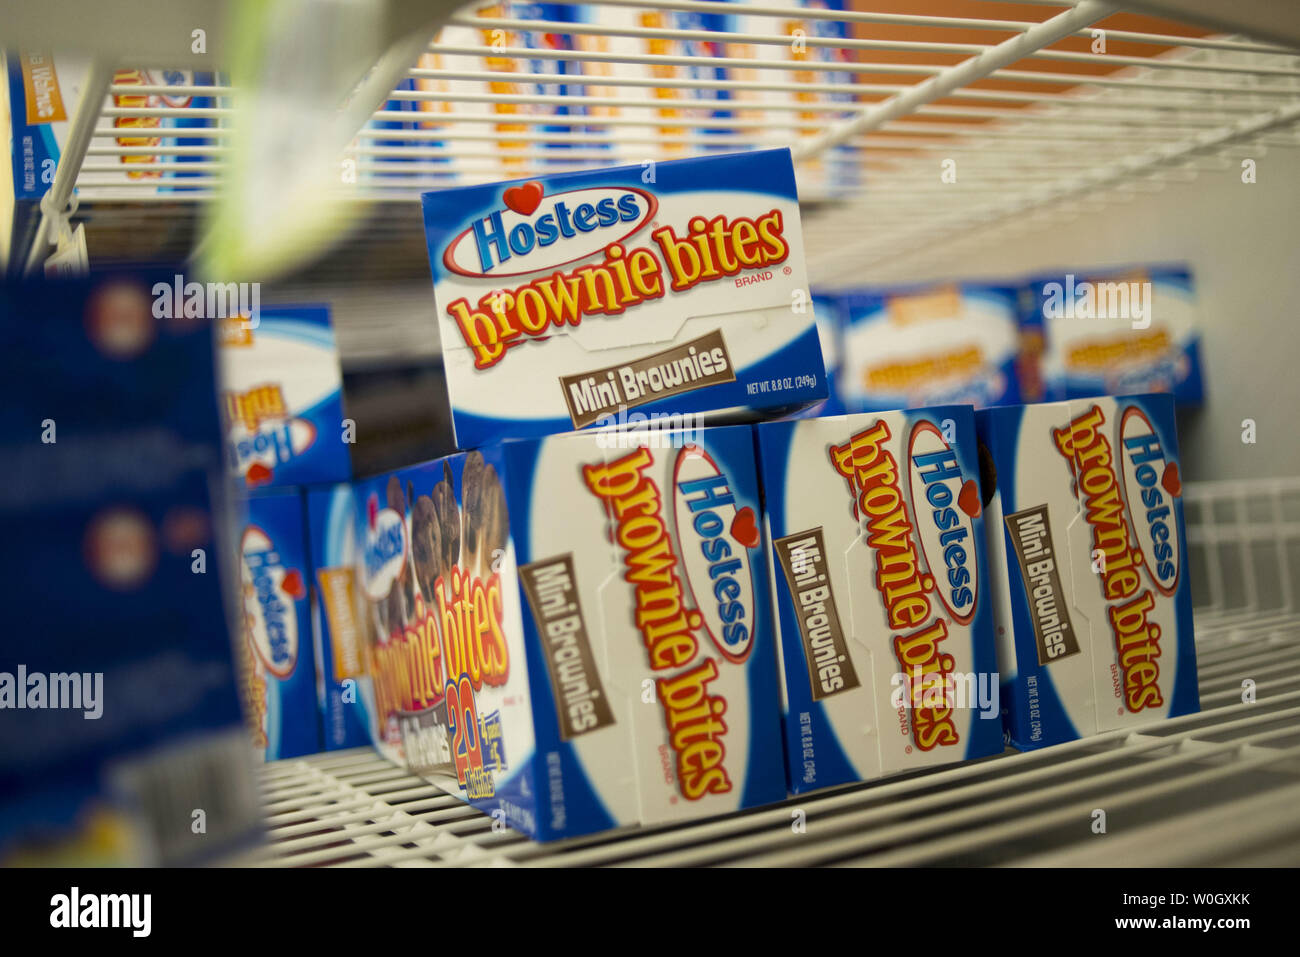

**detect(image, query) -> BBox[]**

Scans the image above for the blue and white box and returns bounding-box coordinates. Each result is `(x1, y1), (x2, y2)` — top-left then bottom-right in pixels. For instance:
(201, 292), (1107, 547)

(0, 271), (258, 865)
(757, 407), (1004, 793)
(421, 148), (827, 448)
(1022, 264), (1206, 404)
(218, 304), (351, 491)
(355, 424), (787, 840)
(237, 489), (320, 760)
(841, 282), (1024, 412)
(977, 393), (1199, 750)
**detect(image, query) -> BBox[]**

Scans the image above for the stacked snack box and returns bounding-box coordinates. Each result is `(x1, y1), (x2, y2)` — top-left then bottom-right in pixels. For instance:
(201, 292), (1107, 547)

(216, 303), (351, 491)
(756, 406), (1004, 792)
(355, 425), (786, 839)
(217, 303), (352, 758)
(840, 281), (1024, 412)
(0, 272), (259, 865)
(976, 393), (1198, 749)
(1022, 264), (1205, 404)
(235, 490), (320, 761)
(420, 147), (827, 448)
(306, 484), (376, 751)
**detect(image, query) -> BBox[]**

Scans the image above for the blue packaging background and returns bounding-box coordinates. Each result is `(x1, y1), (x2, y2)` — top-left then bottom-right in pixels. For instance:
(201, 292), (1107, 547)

(976, 393), (1199, 750)
(6, 57), (218, 202)
(0, 271), (249, 860)
(800, 292), (847, 418)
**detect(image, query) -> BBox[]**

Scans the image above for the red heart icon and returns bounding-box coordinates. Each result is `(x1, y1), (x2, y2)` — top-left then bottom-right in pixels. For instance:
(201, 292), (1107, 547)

(281, 569), (305, 600)
(730, 507), (760, 549)
(246, 463), (273, 487)
(1162, 461), (1182, 497)
(958, 478), (982, 518)
(503, 181), (544, 216)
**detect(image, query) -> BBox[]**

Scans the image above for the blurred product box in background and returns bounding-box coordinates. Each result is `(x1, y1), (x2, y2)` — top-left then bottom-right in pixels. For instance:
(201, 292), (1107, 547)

(306, 484), (376, 751)
(1021, 264), (1206, 405)
(217, 303), (352, 491)
(841, 281), (1024, 412)
(802, 290), (848, 417)
(0, 272), (259, 866)
(235, 489), (321, 761)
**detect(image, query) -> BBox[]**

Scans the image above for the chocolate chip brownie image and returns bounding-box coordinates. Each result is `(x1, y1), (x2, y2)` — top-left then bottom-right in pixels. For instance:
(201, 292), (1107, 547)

(386, 475), (415, 623)
(410, 494), (442, 605)
(461, 450), (508, 580)
(432, 460), (461, 576)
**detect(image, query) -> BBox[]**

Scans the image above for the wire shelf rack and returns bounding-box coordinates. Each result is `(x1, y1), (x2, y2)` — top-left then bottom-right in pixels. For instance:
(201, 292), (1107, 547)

(241, 476), (1300, 867)
(19, 0), (1300, 291)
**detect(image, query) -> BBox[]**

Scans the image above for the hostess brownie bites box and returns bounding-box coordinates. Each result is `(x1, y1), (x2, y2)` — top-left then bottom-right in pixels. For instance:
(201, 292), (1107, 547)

(509, 425), (786, 827)
(356, 424), (785, 840)
(977, 394), (1198, 750)
(757, 407), (1004, 794)
(217, 304), (351, 490)
(236, 489), (320, 760)
(356, 451), (540, 833)
(421, 148), (827, 448)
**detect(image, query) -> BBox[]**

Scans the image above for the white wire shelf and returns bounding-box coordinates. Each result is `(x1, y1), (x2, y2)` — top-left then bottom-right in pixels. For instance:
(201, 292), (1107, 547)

(241, 477), (1300, 867)
(16, 0), (1297, 293)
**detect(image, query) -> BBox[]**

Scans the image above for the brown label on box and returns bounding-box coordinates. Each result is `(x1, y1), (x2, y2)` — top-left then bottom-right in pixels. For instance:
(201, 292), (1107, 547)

(774, 528), (859, 700)
(1005, 505), (1080, 666)
(317, 567), (365, 680)
(559, 329), (736, 429)
(21, 51), (66, 124)
(519, 554), (615, 740)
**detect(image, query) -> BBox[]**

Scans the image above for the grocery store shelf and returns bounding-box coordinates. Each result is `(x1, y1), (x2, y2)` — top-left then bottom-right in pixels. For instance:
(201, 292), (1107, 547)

(17, 3), (1297, 282)
(11, 0), (1292, 361)
(242, 477), (1300, 867)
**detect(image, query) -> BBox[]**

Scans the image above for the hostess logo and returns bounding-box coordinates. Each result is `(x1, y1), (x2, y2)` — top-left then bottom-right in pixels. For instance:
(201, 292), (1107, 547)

(443, 181), (657, 279)
(240, 526), (302, 678)
(908, 421), (982, 625)
(673, 446), (760, 664)
(231, 418), (317, 487)
(363, 497), (407, 601)
(1118, 406), (1182, 596)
